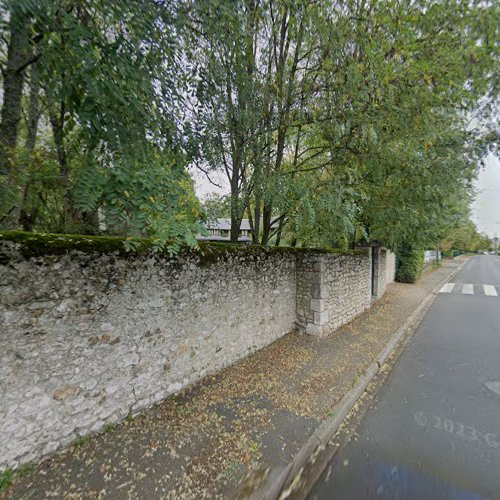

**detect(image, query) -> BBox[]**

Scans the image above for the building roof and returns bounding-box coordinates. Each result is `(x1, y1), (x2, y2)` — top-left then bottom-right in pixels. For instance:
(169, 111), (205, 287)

(197, 236), (252, 243)
(205, 218), (252, 230)
(205, 218), (279, 231)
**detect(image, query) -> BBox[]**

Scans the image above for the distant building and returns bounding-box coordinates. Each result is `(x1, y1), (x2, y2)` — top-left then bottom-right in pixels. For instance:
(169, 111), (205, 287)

(199, 217), (281, 243)
(199, 218), (252, 242)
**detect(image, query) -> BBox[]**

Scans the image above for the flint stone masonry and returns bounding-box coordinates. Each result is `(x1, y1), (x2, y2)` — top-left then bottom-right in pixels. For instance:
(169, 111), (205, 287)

(296, 249), (373, 336)
(0, 238), (395, 470)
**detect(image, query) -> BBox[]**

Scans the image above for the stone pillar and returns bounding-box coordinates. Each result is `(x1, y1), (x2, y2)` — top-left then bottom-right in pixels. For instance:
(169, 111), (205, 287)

(371, 246), (380, 298)
(385, 250), (396, 284)
(371, 246), (387, 299)
(308, 259), (329, 336)
(295, 255), (329, 337)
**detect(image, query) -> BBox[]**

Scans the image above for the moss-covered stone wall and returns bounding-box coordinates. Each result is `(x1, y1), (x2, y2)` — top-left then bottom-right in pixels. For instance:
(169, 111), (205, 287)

(0, 232), (392, 471)
(0, 230), (363, 260)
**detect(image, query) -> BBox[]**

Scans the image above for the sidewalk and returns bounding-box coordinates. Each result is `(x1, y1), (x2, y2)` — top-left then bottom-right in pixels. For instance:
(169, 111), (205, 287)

(3, 260), (460, 500)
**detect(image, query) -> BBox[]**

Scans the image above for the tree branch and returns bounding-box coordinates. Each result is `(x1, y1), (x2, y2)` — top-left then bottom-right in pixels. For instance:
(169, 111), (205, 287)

(194, 162), (223, 189)
(15, 52), (41, 75)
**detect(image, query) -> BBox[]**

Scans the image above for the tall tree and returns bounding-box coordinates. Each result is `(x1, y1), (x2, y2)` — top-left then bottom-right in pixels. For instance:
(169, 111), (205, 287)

(187, 0), (261, 242)
(0, 2), (32, 176)
(0, 0), (203, 250)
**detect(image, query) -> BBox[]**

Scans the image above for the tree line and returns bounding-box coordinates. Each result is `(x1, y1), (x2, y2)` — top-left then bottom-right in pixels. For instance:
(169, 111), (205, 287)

(0, 0), (498, 254)
(440, 220), (493, 254)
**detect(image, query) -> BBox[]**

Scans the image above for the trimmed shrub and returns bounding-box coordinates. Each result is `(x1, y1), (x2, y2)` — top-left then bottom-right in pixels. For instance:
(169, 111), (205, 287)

(396, 245), (424, 283)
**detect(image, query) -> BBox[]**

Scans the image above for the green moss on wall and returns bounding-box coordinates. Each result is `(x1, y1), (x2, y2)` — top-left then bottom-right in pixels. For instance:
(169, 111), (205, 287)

(0, 231), (151, 257)
(0, 230), (365, 263)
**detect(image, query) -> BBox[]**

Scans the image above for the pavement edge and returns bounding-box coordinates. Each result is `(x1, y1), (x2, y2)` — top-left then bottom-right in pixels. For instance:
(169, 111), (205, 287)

(242, 257), (469, 500)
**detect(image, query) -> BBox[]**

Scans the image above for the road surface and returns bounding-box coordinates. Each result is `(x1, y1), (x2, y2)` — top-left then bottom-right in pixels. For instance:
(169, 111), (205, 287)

(309, 255), (500, 499)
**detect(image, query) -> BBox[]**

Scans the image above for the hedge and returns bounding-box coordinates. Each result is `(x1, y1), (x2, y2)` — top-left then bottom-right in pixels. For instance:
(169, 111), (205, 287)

(396, 245), (424, 283)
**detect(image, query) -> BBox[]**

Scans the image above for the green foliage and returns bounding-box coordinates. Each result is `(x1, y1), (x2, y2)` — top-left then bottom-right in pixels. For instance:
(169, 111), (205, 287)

(16, 463), (34, 478)
(73, 435), (91, 449)
(0, 0), (202, 251)
(275, 169), (362, 248)
(1, 0), (498, 253)
(396, 246), (425, 284)
(311, 0), (498, 252)
(24, 0), (183, 152)
(186, 0), (498, 249)
(440, 220), (492, 253)
(0, 463), (34, 493)
(0, 468), (13, 492)
(202, 193), (231, 223)
(73, 150), (203, 252)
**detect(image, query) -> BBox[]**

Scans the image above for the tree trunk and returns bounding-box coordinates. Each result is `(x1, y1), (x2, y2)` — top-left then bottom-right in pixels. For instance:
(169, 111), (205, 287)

(250, 190), (261, 244)
(19, 183), (37, 231)
(23, 63), (41, 159)
(351, 228), (357, 249)
(19, 63), (41, 230)
(0, 8), (31, 176)
(260, 203), (272, 245)
(230, 190), (242, 243)
(49, 102), (74, 230)
(275, 216), (285, 246)
(229, 163), (243, 243)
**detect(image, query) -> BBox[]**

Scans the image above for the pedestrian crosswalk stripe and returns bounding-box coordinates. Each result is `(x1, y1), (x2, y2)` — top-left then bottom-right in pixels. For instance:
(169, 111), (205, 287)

(440, 283), (455, 293)
(484, 285), (498, 297)
(438, 283), (499, 296)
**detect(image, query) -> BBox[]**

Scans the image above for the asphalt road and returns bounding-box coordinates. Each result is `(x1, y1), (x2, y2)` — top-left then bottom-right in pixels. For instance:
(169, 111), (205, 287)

(309, 256), (500, 500)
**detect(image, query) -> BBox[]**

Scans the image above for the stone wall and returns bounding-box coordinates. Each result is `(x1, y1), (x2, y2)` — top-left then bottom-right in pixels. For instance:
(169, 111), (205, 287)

(0, 237), (395, 470)
(0, 241), (296, 470)
(386, 250), (396, 284)
(370, 247), (396, 299)
(296, 249), (372, 336)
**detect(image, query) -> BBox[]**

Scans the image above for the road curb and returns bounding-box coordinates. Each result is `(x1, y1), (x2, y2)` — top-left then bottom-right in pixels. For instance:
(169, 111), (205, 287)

(244, 257), (469, 500)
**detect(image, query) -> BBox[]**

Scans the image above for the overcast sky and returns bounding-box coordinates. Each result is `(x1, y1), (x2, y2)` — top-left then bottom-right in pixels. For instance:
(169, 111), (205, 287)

(471, 153), (500, 238)
(193, 153), (500, 238)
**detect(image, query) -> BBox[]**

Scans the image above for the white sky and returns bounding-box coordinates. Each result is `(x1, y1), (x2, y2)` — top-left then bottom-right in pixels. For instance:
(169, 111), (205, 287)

(190, 166), (228, 200)
(471, 153), (500, 238)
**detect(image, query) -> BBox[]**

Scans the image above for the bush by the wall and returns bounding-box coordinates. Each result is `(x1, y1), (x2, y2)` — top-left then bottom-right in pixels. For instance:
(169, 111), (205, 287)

(396, 245), (424, 283)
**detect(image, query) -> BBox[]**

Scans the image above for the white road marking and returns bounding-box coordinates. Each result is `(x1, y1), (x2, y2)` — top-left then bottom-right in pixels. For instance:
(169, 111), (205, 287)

(439, 282), (498, 296)
(483, 285), (498, 297)
(440, 283), (455, 293)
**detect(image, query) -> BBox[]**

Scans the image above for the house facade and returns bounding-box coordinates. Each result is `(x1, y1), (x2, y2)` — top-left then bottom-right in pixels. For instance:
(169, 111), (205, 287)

(201, 218), (252, 242)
